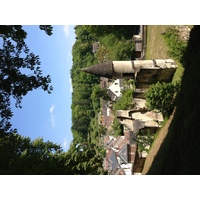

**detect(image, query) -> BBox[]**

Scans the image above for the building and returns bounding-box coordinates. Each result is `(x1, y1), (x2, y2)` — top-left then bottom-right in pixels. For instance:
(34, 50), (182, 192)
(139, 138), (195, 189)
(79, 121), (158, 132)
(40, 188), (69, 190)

(82, 58), (177, 174)
(81, 59), (177, 86)
(108, 79), (124, 101)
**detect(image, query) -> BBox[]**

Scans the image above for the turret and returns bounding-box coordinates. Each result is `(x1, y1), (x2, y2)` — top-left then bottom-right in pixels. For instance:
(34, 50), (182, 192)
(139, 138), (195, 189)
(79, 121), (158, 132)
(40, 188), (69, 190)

(81, 59), (177, 88)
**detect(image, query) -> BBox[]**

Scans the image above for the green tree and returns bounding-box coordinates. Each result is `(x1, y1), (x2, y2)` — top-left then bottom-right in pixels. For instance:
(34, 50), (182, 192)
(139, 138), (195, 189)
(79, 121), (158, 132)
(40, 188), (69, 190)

(144, 81), (180, 116)
(65, 140), (107, 175)
(0, 25), (53, 132)
(113, 88), (134, 114)
(99, 33), (135, 61)
(111, 118), (123, 137)
(163, 27), (187, 62)
(39, 25), (53, 36)
(136, 131), (155, 153)
(0, 130), (69, 175)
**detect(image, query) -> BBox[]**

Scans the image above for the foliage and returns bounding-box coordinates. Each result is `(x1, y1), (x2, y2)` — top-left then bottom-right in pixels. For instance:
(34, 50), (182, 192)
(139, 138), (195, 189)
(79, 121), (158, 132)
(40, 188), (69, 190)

(113, 88), (134, 114)
(95, 45), (112, 63)
(163, 27), (188, 62)
(84, 25), (137, 40)
(0, 25), (53, 132)
(0, 130), (66, 174)
(64, 140), (107, 175)
(71, 25), (136, 142)
(144, 81), (181, 117)
(98, 34), (135, 61)
(0, 25), (107, 175)
(111, 118), (123, 137)
(39, 25), (53, 36)
(0, 130), (106, 175)
(136, 130), (155, 153)
(91, 85), (110, 101)
(147, 26), (200, 174)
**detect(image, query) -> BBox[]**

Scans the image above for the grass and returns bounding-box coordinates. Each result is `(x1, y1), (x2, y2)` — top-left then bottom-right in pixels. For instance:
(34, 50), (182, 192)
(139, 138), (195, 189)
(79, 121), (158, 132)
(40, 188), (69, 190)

(145, 25), (171, 60)
(145, 25), (185, 84)
(145, 26), (200, 174)
(142, 25), (194, 174)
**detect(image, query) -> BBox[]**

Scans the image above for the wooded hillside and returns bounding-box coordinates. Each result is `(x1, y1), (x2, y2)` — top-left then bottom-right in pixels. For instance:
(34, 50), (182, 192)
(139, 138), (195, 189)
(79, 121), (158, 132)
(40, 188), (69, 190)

(70, 25), (137, 143)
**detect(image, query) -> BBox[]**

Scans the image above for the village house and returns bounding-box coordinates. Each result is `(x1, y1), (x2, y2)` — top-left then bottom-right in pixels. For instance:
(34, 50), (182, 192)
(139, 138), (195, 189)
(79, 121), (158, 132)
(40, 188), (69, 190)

(108, 79), (124, 101)
(103, 130), (137, 175)
(82, 45), (178, 174)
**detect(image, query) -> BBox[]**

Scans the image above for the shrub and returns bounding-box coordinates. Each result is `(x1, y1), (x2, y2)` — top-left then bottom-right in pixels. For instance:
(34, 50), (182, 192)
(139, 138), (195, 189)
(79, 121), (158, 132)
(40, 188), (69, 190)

(163, 27), (187, 62)
(144, 81), (180, 117)
(113, 89), (134, 114)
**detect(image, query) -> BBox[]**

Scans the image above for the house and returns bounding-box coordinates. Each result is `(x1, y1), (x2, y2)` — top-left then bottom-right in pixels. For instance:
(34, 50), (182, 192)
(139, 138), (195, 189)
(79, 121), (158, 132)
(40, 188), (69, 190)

(100, 100), (115, 129)
(108, 79), (124, 101)
(103, 130), (137, 175)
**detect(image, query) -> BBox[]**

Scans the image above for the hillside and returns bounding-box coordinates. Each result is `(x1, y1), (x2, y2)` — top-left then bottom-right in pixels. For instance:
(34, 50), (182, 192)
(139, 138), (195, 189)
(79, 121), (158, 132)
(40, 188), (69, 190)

(143, 25), (200, 174)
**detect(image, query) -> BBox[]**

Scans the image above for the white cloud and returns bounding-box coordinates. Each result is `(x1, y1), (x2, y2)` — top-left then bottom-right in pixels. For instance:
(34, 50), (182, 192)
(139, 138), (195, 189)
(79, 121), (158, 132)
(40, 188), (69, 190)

(69, 78), (73, 93)
(63, 25), (70, 38)
(63, 138), (68, 150)
(49, 105), (55, 128)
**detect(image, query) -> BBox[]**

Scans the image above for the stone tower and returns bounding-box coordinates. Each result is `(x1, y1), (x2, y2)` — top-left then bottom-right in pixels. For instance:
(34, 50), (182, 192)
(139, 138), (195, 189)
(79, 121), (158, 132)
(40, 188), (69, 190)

(81, 59), (177, 89)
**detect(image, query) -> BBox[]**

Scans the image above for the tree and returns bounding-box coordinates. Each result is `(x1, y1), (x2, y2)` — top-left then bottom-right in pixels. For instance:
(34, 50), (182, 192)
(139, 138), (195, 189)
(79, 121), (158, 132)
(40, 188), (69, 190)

(111, 118), (123, 137)
(0, 25), (53, 132)
(0, 130), (69, 174)
(163, 27), (187, 62)
(113, 88), (134, 114)
(39, 25), (53, 36)
(144, 81), (180, 117)
(65, 140), (107, 175)
(91, 85), (110, 101)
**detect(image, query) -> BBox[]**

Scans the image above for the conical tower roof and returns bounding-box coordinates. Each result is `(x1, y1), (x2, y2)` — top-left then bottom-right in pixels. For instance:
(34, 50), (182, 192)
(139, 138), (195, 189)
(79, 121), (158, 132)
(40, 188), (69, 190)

(81, 62), (113, 78)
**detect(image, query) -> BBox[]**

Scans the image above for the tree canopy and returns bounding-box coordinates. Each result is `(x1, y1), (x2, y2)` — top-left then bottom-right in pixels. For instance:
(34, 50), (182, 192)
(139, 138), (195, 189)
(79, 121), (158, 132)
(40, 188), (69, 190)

(0, 25), (53, 132)
(0, 25), (107, 175)
(71, 25), (136, 143)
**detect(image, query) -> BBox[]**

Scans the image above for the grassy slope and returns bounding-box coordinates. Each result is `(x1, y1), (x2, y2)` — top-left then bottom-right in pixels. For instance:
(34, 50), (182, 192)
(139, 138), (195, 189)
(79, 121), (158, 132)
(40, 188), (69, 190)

(145, 26), (200, 174)
(145, 25), (184, 83)
(145, 25), (170, 60)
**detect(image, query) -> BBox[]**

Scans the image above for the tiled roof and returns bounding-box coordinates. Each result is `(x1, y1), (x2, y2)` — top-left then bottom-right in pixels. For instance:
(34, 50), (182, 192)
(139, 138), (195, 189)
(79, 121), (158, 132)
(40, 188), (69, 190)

(118, 144), (128, 164)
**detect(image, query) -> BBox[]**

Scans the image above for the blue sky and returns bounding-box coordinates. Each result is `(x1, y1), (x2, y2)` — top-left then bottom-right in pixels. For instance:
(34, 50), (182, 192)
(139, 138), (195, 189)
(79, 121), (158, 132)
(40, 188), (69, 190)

(10, 25), (76, 151)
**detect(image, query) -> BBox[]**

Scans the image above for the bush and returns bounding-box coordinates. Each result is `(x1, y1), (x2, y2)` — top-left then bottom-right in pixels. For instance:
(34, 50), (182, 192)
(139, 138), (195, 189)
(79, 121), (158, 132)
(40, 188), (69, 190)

(99, 34), (135, 61)
(163, 27), (187, 62)
(113, 89), (134, 114)
(111, 118), (123, 137)
(144, 81), (180, 117)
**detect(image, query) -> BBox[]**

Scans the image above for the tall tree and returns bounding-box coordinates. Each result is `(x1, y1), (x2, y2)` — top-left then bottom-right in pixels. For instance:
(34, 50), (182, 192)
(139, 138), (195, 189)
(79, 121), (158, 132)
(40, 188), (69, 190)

(0, 25), (53, 132)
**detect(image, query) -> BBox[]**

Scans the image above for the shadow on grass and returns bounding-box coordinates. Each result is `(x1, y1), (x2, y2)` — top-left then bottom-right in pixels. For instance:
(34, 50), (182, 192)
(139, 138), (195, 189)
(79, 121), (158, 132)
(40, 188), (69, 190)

(147, 25), (200, 175)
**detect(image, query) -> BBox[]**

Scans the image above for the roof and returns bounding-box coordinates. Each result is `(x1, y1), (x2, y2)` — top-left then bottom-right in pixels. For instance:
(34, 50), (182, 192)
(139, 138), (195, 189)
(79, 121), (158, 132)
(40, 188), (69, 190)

(81, 62), (113, 78)
(118, 144), (128, 164)
(107, 89), (117, 101)
(113, 136), (126, 150)
(108, 148), (119, 171)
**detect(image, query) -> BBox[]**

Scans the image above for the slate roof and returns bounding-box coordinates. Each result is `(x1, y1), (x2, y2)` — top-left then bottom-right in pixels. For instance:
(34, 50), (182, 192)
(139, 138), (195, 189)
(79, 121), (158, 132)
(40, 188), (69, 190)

(118, 144), (128, 164)
(81, 62), (113, 78)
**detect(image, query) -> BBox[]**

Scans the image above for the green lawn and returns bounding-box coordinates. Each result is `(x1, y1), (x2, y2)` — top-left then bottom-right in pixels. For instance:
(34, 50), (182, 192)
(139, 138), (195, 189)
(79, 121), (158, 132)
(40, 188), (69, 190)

(147, 26), (200, 174)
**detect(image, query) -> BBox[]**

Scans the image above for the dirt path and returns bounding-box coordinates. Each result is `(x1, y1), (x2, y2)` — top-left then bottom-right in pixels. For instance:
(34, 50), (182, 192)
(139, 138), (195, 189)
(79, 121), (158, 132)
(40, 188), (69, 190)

(142, 111), (175, 175)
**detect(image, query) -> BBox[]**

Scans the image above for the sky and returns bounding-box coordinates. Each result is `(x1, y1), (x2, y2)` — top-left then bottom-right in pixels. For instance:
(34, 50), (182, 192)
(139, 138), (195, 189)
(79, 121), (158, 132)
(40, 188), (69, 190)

(10, 25), (76, 151)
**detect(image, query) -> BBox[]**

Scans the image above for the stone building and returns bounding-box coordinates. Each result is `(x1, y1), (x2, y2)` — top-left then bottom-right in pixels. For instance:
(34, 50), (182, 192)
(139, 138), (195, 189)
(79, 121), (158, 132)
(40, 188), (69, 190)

(82, 59), (177, 174)
(81, 59), (177, 85)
